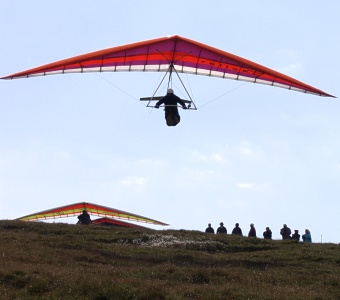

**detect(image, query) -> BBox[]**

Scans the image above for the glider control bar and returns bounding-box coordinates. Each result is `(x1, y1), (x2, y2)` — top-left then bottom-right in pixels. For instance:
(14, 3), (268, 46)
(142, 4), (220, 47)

(140, 96), (191, 104)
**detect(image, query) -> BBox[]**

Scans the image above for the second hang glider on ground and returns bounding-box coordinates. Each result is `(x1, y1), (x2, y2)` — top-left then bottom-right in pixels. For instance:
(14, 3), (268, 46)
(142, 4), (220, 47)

(1, 35), (334, 98)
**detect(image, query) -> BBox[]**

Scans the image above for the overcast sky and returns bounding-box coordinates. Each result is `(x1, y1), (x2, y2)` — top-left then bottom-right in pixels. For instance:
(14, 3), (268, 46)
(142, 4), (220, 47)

(1, 1), (339, 243)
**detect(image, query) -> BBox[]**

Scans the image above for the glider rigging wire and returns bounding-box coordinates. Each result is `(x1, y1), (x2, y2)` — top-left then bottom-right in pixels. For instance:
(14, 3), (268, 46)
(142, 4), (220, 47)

(94, 67), (252, 111)
(197, 82), (248, 109)
(93, 72), (144, 106)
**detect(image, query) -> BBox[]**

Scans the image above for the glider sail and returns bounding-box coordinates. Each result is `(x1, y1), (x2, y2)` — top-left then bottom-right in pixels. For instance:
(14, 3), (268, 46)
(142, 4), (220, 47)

(1, 35), (334, 98)
(92, 217), (150, 229)
(16, 202), (168, 226)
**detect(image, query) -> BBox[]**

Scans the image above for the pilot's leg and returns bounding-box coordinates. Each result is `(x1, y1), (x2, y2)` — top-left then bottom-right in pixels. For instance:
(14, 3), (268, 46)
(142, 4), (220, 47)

(172, 115), (180, 126)
(165, 108), (174, 126)
(172, 109), (180, 126)
(166, 114), (174, 126)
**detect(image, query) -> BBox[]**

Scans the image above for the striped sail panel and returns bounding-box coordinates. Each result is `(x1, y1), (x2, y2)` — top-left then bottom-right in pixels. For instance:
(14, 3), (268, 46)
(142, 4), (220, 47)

(1, 35), (334, 97)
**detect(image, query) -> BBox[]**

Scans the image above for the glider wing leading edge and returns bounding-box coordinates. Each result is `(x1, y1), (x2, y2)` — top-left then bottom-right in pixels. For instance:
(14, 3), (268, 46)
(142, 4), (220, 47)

(1, 35), (334, 98)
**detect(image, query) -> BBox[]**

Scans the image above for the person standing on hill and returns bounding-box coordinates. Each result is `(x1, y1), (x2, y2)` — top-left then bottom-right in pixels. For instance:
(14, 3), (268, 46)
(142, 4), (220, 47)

(232, 223), (243, 236)
(77, 210), (92, 225)
(302, 229), (312, 243)
(263, 227), (272, 239)
(291, 230), (301, 241)
(216, 222), (227, 234)
(205, 223), (215, 234)
(248, 223), (257, 237)
(280, 224), (291, 240)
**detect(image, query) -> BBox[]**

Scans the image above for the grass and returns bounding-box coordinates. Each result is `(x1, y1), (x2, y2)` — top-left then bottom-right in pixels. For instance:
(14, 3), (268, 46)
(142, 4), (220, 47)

(0, 220), (339, 299)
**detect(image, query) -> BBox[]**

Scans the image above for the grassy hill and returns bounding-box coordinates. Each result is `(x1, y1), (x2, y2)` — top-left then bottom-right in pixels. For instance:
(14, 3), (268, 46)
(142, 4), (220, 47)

(0, 220), (339, 299)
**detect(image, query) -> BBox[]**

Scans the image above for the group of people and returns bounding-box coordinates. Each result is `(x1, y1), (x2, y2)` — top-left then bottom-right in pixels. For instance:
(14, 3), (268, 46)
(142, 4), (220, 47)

(279, 224), (312, 242)
(77, 210), (312, 243)
(205, 222), (312, 242)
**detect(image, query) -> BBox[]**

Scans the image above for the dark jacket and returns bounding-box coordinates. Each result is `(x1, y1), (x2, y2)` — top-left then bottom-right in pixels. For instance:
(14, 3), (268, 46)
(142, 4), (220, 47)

(155, 93), (187, 112)
(217, 226), (227, 234)
(155, 93), (187, 126)
(291, 233), (300, 241)
(263, 229), (272, 239)
(280, 226), (291, 240)
(205, 227), (215, 234)
(232, 226), (243, 236)
(248, 227), (257, 237)
(77, 212), (92, 225)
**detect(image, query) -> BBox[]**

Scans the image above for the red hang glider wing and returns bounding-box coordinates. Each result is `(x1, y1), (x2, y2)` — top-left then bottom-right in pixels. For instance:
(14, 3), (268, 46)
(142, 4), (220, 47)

(16, 202), (168, 226)
(92, 217), (150, 229)
(1, 35), (334, 97)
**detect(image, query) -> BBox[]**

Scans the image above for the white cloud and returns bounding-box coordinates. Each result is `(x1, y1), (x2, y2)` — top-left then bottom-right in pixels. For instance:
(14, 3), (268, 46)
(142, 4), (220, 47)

(237, 183), (255, 189)
(119, 176), (149, 192)
(192, 151), (226, 163)
(273, 48), (302, 75)
(236, 183), (269, 191)
(278, 63), (302, 75)
(211, 154), (225, 162)
(236, 142), (259, 160)
(239, 147), (254, 157)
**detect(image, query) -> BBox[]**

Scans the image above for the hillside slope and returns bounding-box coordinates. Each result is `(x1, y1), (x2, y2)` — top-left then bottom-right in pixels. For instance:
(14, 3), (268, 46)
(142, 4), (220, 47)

(0, 221), (339, 299)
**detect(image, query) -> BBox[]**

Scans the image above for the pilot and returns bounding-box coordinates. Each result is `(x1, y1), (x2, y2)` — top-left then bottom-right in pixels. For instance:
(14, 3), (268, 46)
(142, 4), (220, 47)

(77, 210), (92, 225)
(154, 88), (187, 126)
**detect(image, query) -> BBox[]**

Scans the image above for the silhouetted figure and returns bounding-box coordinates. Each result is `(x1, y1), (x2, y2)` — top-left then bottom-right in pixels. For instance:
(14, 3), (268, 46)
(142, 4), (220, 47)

(302, 229), (312, 243)
(263, 227), (272, 239)
(154, 88), (187, 126)
(205, 223), (215, 234)
(280, 224), (291, 240)
(77, 210), (92, 225)
(291, 230), (300, 241)
(216, 222), (227, 234)
(248, 223), (257, 237)
(231, 223), (243, 236)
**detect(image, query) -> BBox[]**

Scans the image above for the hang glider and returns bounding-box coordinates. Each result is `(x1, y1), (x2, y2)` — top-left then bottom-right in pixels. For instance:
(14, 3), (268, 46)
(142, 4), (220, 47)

(1, 35), (334, 98)
(16, 202), (168, 226)
(92, 217), (150, 229)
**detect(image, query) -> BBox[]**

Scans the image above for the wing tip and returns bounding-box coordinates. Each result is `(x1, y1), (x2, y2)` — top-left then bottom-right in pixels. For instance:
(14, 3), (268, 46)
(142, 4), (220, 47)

(321, 92), (336, 98)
